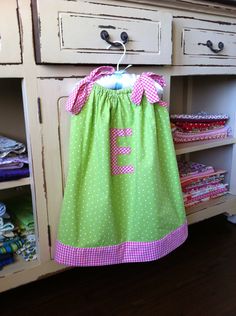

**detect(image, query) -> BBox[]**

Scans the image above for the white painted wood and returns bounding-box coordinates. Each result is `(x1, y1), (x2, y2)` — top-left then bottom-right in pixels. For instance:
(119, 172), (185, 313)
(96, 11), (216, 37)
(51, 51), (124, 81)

(37, 78), (79, 258)
(32, 0), (172, 65)
(187, 193), (236, 224)
(0, 256), (39, 278)
(0, 76), (40, 283)
(0, 178), (31, 190)
(0, 260), (65, 293)
(1, 0), (236, 293)
(126, 0), (236, 18)
(175, 137), (236, 155)
(0, 1), (21, 64)
(173, 17), (236, 65)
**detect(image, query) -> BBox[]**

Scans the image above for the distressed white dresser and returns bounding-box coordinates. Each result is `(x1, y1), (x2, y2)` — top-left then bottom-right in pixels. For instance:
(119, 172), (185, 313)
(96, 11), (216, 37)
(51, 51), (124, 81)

(0, 0), (236, 292)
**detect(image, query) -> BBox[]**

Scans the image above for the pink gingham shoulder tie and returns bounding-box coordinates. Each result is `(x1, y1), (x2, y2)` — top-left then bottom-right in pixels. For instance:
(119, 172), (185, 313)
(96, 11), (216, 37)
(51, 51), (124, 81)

(66, 66), (115, 114)
(130, 72), (167, 106)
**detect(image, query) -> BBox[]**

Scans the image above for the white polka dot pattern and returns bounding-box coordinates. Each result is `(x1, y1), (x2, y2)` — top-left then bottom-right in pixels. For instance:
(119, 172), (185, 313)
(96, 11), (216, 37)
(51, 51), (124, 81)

(55, 69), (188, 267)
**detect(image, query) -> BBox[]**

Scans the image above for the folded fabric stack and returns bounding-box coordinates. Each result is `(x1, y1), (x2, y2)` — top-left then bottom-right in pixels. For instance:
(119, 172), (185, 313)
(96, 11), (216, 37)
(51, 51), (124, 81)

(0, 201), (22, 270)
(0, 195), (37, 270)
(178, 161), (229, 208)
(170, 113), (230, 143)
(7, 194), (37, 262)
(0, 135), (29, 182)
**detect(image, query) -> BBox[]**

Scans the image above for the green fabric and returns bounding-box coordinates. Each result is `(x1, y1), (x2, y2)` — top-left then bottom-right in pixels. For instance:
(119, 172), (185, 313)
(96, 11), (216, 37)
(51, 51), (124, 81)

(58, 84), (186, 248)
(7, 194), (34, 232)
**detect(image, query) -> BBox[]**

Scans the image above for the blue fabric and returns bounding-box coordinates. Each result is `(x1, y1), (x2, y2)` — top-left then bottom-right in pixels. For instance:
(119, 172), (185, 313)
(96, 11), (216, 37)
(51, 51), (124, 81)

(0, 202), (6, 217)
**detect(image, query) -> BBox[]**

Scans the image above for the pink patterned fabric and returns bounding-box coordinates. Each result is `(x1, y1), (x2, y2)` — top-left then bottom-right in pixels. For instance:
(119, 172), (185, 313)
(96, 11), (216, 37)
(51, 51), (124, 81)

(130, 72), (167, 106)
(173, 126), (229, 143)
(66, 66), (115, 114)
(184, 187), (228, 207)
(110, 128), (134, 175)
(55, 222), (188, 267)
(66, 68), (167, 115)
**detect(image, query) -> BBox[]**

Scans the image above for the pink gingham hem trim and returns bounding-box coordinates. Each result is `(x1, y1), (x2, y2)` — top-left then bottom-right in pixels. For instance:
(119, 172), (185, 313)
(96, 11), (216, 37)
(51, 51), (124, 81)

(54, 222), (188, 266)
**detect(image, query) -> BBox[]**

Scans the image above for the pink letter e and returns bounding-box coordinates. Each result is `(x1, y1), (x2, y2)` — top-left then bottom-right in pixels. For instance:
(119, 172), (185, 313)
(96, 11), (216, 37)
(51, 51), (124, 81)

(110, 128), (134, 175)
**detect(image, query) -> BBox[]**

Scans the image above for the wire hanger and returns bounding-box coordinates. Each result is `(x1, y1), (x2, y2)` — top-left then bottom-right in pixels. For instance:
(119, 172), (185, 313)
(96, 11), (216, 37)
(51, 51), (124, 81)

(106, 41), (132, 72)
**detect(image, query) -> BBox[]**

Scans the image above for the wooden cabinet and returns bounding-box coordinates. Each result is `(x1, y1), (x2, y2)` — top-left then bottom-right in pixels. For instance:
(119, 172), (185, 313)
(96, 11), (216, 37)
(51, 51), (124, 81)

(173, 17), (236, 65)
(31, 0), (172, 65)
(0, 1), (22, 64)
(37, 78), (75, 258)
(170, 75), (236, 223)
(0, 79), (39, 278)
(1, 0), (236, 293)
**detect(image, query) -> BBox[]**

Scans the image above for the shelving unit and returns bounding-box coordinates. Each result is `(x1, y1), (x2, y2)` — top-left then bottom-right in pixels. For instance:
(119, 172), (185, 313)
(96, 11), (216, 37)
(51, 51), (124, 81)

(1, 0), (236, 294)
(175, 137), (236, 155)
(0, 178), (31, 191)
(170, 75), (236, 223)
(0, 78), (38, 277)
(0, 254), (39, 278)
(186, 193), (236, 224)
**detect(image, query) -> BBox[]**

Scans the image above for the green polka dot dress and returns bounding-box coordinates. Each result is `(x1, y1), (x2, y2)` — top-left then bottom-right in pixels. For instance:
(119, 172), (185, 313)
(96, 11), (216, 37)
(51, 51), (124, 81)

(55, 67), (187, 266)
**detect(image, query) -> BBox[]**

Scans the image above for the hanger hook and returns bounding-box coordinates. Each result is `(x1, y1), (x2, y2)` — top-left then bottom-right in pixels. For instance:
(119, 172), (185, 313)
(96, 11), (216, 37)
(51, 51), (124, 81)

(106, 41), (126, 72)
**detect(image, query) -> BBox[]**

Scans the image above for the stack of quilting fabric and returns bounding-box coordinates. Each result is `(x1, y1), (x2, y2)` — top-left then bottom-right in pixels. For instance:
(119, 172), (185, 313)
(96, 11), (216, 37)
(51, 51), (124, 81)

(7, 194), (37, 262)
(170, 112), (230, 143)
(0, 135), (29, 182)
(178, 161), (229, 208)
(0, 194), (37, 270)
(0, 201), (23, 270)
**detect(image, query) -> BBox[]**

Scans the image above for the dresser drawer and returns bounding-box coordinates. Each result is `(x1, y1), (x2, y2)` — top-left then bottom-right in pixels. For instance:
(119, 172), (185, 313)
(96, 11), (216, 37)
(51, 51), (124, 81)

(32, 0), (172, 65)
(0, 1), (21, 64)
(173, 17), (236, 66)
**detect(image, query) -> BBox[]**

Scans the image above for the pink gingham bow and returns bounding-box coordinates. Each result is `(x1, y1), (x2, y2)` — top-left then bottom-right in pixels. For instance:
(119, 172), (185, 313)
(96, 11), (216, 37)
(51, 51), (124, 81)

(130, 72), (167, 106)
(66, 66), (115, 114)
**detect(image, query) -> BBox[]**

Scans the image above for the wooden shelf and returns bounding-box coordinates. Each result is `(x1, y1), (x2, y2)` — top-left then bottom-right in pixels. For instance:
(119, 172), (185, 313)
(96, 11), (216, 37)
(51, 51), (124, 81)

(0, 177), (31, 190)
(175, 137), (236, 155)
(0, 255), (39, 278)
(186, 193), (236, 224)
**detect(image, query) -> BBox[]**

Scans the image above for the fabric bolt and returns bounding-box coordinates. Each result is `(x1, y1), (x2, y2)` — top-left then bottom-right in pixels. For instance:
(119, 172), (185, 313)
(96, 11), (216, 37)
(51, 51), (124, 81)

(7, 194), (34, 232)
(183, 179), (224, 193)
(183, 175), (225, 193)
(184, 189), (228, 207)
(180, 170), (227, 187)
(0, 237), (21, 249)
(173, 125), (230, 143)
(0, 222), (14, 235)
(0, 253), (14, 269)
(0, 154), (29, 170)
(0, 165), (29, 182)
(173, 120), (227, 132)
(0, 239), (24, 254)
(178, 161), (215, 177)
(0, 136), (26, 158)
(0, 202), (6, 217)
(55, 67), (187, 267)
(184, 183), (228, 199)
(170, 112), (229, 123)
(16, 235), (37, 262)
(178, 161), (229, 208)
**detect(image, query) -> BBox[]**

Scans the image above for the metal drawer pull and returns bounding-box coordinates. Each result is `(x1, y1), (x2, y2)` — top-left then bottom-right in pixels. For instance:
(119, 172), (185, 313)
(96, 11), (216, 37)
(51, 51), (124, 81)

(198, 40), (224, 53)
(100, 30), (129, 47)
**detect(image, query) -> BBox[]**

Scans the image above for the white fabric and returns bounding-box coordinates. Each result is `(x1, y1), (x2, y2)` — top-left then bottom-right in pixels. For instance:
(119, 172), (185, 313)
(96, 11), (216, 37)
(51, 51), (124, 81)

(96, 72), (163, 98)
